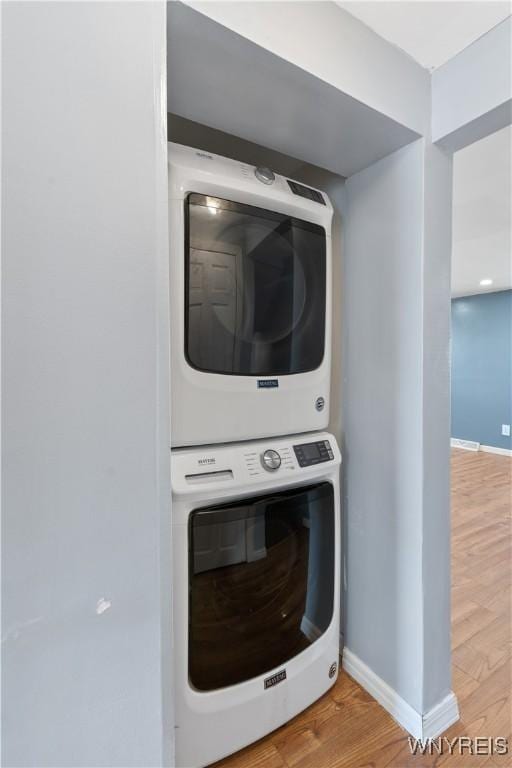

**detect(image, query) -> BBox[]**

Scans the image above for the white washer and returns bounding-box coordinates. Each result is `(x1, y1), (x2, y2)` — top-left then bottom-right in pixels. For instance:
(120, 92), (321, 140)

(168, 143), (333, 447)
(172, 432), (341, 768)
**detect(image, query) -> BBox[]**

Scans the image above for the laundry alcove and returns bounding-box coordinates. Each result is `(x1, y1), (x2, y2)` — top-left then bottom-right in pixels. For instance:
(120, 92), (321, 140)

(166, 0), (454, 760)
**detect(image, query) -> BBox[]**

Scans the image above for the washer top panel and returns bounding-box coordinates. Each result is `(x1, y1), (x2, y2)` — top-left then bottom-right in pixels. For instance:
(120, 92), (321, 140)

(171, 431), (341, 500)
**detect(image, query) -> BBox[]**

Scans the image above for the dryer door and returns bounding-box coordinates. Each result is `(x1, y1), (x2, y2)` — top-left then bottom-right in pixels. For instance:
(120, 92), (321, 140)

(185, 193), (326, 376)
(188, 482), (335, 691)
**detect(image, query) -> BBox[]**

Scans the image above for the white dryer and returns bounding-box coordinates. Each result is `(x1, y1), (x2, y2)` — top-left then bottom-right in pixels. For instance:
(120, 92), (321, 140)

(168, 143), (333, 447)
(171, 432), (341, 767)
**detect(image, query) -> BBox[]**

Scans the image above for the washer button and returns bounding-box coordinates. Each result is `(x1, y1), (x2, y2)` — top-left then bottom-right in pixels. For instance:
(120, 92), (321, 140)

(261, 449), (281, 471)
(254, 167), (275, 185)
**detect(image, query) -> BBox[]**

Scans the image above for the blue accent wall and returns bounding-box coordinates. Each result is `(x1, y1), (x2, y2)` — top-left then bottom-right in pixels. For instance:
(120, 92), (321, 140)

(451, 290), (512, 450)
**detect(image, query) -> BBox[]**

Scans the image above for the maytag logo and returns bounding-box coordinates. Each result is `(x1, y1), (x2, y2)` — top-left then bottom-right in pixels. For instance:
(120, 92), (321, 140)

(196, 151), (212, 160)
(258, 379), (279, 389)
(264, 669), (286, 690)
(198, 457), (216, 465)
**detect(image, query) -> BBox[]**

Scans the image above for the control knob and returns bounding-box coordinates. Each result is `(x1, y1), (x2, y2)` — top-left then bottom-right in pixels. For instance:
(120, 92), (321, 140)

(261, 449), (281, 471)
(254, 166), (275, 185)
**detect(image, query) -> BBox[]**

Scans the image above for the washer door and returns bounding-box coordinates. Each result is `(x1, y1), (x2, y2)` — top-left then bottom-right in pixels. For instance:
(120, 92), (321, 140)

(185, 194), (326, 376)
(188, 482), (335, 691)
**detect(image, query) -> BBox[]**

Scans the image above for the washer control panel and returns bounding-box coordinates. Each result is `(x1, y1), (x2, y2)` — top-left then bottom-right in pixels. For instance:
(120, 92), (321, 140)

(240, 437), (336, 479)
(172, 432), (340, 495)
(261, 449), (281, 471)
(293, 439), (334, 467)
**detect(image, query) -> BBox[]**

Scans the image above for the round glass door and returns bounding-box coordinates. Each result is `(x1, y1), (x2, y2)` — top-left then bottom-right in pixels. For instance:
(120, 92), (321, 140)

(188, 482), (335, 691)
(185, 194), (326, 376)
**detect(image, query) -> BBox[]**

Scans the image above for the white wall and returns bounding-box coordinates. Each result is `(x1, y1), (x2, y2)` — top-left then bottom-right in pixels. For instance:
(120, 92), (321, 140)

(1, 3), (172, 766)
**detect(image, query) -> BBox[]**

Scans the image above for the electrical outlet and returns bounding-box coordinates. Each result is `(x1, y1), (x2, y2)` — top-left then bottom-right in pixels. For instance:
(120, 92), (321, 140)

(502, 424), (511, 437)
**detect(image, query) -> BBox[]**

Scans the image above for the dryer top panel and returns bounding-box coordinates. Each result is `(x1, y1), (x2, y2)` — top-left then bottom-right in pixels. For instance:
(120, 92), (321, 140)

(168, 142), (333, 229)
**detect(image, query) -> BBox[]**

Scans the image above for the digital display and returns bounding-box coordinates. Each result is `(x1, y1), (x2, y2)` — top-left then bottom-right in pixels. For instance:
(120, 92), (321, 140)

(302, 444), (321, 460)
(293, 440), (333, 467)
(287, 180), (326, 206)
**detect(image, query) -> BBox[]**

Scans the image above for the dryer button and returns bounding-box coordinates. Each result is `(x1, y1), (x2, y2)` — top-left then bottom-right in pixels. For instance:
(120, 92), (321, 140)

(261, 449), (281, 471)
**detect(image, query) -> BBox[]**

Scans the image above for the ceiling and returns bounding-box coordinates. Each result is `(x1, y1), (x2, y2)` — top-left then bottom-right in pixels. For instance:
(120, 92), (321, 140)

(337, 1), (511, 70)
(452, 125), (511, 297)
(337, 2), (511, 298)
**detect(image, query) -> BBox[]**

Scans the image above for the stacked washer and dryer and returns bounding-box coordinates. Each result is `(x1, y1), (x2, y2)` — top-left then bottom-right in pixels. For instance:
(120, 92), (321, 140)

(169, 143), (341, 768)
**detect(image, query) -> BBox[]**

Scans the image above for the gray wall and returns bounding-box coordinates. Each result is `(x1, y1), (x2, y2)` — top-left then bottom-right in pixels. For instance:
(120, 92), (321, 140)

(343, 142), (424, 711)
(420, 140), (453, 711)
(1, 3), (172, 766)
(343, 140), (452, 713)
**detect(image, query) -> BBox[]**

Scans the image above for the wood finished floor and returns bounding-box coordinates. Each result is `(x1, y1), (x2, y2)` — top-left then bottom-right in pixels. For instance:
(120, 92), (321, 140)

(213, 449), (511, 768)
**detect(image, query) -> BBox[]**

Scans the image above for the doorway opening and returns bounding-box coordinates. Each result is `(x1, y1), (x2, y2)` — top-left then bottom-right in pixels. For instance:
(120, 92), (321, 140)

(450, 125), (511, 741)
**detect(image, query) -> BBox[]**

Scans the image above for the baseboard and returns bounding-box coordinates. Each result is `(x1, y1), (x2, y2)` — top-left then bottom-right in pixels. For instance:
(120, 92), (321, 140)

(342, 648), (423, 737)
(480, 444), (512, 457)
(451, 438), (511, 457)
(451, 438), (479, 451)
(422, 692), (460, 740)
(341, 648), (459, 740)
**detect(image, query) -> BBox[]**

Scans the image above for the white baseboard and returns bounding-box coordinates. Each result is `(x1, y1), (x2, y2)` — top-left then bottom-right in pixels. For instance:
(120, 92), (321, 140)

(342, 648), (422, 737)
(480, 444), (512, 457)
(451, 438), (479, 451)
(422, 692), (460, 740)
(451, 438), (511, 457)
(342, 648), (459, 740)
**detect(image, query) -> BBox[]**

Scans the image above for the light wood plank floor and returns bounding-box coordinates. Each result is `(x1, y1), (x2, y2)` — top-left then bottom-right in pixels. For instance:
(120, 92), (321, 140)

(214, 449), (511, 768)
